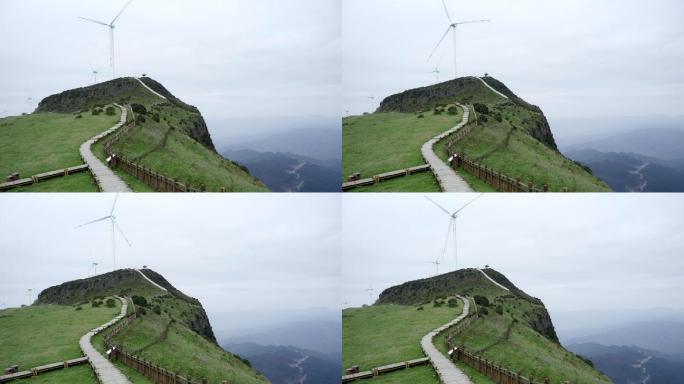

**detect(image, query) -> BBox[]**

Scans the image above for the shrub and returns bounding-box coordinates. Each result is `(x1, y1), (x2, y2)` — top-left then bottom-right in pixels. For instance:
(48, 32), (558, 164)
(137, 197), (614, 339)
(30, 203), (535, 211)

(132, 295), (148, 307)
(131, 103), (147, 114)
(153, 305), (161, 315)
(433, 109), (443, 115)
(447, 106), (458, 115)
(416, 306), (424, 311)
(139, 307), (147, 315)
(91, 108), (101, 116)
(473, 103), (489, 114)
(75, 114), (82, 119)
(136, 114), (146, 123)
(494, 113), (502, 122)
(447, 298), (458, 308)
(479, 307), (489, 315)
(152, 113), (160, 122)
(433, 299), (443, 307)
(417, 114), (424, 119)
(91, 300), (102, 308)
(75, 306), (82, 311)
(106, 298), (116, 308)
(495, 305), (504, 315)
(473, 295), (490, 307)
(480, 115), (488, 123)
(105, 106), (116, 116)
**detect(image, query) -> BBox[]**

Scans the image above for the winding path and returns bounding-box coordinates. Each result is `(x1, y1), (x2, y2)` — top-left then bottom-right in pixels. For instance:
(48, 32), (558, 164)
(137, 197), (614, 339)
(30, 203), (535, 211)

(421, 103), (473, 192)
(79, 296), (131, 384)
(134, 269), (168, 292)
(79, 104), (131, 192)
(420, 295), (473, 384)
(133, 77), (167, 100)
(472, 77), (509, 100)
(477, 269), (510, 292)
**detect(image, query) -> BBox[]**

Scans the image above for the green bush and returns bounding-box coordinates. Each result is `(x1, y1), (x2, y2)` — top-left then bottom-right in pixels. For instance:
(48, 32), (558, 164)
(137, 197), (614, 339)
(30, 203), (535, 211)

(91, 300), (102, 308)
(473, 295), (490, 307)
(417, 114), (424, 119)
(131, 103), (147, 114)
(479, 307), (489, 315)
(494, 113), (502, 122)
(106, 298), (116, 308)
(75, 114), (82, 119)
(132, 295), (148, 307)
(447, 298), (459, 308)
(153, 305), (161, 315)
(152, 113), (160, 123)
(91, 108), (101, 116)
(105, 106), (116, 116)
(495, 305), (504, 315)
(416, 306), (424, 311)
(136, 114), (146, 123)
(139, 307), (147, 315)
(447, 106), (458, 115)
(474, 103), (489, 114)
(75, 306), (82, 311)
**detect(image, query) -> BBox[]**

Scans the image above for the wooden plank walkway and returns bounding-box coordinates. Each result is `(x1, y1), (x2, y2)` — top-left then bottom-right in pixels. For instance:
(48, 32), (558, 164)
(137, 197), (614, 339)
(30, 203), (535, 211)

(0, 164), (90, 191)
(341, 357), (430, 382)
(420, 295), (473, 384)
(342, 164), (431, 191)
(79, 296), (131, 384)
(79, 104), (132, 192)
(421, 104), (473, 192)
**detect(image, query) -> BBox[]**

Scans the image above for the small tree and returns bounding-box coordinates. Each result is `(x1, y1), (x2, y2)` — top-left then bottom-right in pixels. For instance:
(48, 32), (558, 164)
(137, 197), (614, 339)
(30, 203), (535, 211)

(132, 295), (148, 307)
(105, 106), (116, 116)
(131, 103), (147, 115)
(473, 103), (489, 114)
(473, 295), (490, 307)
(106, 298), (116, 308)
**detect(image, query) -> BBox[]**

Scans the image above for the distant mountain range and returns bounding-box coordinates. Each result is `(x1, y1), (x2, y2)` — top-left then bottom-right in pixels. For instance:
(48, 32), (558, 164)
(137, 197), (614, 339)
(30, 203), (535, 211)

(224, 343), (340, 384)
(221, 320), (341, 384)
(558, 125), (684, 192)
(567, 343), (684, 384)
(223, 149), (340, 192)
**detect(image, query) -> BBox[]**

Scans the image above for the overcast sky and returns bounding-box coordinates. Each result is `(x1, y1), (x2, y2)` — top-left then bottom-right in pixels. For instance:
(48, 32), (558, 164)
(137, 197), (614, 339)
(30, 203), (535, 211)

(343, 0), (684, 119)
(342, 194), (684, 321)
(0, 0), (340, 121)
(0, 194), (340, 329)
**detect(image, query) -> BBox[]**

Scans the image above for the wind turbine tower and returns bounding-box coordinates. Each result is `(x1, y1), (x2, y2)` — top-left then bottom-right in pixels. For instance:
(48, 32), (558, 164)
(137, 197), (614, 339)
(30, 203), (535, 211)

(26, 289), (33, 305)
(76, 194), (131, 272)
(365, 287), (375, 304)
(431, 67), (441, 84)
(428, 0), (489, 79)
(425, 194), (483, 271)
(78, 0), (133, 79)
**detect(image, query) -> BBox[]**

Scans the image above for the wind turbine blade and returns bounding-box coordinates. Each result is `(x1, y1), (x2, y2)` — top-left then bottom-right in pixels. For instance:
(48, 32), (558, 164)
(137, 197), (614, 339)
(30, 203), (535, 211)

(428, 25), (452, 62)
(113, 219), (131, 247)
(110, 193), (119, 216)
(455, 19), (490, 25)
(452, 193), (484, 215)
(425, 196), (451, 216)
(75, 215), (111, 229)
(78, 17), (109, 27)
(110, 0), (133, 25)
(441, 0), (453, 23)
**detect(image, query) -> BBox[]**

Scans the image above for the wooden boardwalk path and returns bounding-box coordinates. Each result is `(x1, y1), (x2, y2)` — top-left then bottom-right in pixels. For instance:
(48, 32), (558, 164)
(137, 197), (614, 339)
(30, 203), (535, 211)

(79, 104), (132, 192)
(420, 295), (473, 384)
(133, 77), (167, 100)
(477, 269), (510, 291)
(421, 104), (474, 192)
(79, 296), (131, 384)
(134, 269), (168, 292)
(472, 77), (509, 100)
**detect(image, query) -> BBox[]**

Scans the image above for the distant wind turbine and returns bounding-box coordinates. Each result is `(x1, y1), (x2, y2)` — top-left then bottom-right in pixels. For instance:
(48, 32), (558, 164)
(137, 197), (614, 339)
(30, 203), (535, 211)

(365, 287), (375, 304)
(90, 262), (99, 277)
(425, 194), (483, 272)
(429, 259), (441, 276)
(78, 0), (134, 79)
(26, 97), (33, 113)
(428, 0), (489, 79)
(431, 67), (441, 84)
(26, 289), (33, 305)
(76, 194), (131, 272)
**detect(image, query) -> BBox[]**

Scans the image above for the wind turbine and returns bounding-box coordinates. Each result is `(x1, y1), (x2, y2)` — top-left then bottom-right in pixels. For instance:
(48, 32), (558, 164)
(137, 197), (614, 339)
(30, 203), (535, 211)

(76, 194), (131, 272)
(431, 67), (441, 84)
(429, 259), (441, 276)
(90, 262), (99, 277)
(365, 287), (375, 304)
(428, 0), (489, 79)
(78, 0), (133, 79)
(26, 97), (33, 113)
(425, 194), (483, 271)
(26, 289), (33, 305)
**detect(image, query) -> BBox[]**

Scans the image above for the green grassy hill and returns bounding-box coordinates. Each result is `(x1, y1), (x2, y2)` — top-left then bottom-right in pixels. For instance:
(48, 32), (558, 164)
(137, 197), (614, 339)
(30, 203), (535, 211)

(3, 269), (267, 384)
(1, 77), (267, 191)
(351, 268), (612, 383)
(343, 76), (610, 192)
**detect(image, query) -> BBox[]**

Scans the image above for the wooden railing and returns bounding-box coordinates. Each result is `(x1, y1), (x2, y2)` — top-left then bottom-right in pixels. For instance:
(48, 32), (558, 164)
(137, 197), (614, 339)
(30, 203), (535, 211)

(102, 301), (232, 384)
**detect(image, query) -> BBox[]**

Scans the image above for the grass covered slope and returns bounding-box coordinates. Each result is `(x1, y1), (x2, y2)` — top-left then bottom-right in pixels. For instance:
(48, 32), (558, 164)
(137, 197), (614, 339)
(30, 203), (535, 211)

(348, 76), (610, 191)
(36, 269), (267, 384)
(0, 111), (120, 177)
(0, 299), (121, 369)
(33, 77), (267, 191)
(343, 298), (463, 371)
(376, 268), (611, 383)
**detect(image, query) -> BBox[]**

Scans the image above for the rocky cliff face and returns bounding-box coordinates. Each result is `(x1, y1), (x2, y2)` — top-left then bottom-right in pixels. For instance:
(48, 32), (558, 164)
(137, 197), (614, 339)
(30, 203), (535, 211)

(36, 77), (216, 151)
(36, 269), (149, 305)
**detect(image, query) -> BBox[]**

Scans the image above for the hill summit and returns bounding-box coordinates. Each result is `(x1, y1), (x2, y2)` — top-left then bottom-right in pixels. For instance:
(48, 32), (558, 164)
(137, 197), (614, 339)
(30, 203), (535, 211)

(34, 268), (268, 383)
